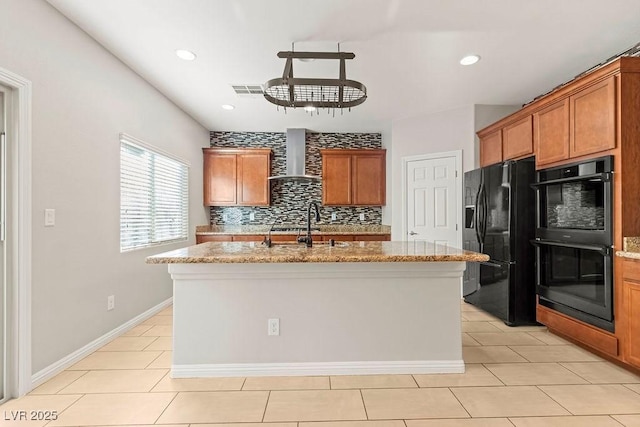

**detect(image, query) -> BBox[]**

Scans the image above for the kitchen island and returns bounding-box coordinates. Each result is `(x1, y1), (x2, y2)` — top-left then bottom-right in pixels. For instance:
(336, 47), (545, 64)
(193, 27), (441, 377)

(147, 240), (488, 378)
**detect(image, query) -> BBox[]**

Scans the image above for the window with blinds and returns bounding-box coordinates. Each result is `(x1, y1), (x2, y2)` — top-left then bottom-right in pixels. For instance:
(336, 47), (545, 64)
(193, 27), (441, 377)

(120, 134), (189, 252)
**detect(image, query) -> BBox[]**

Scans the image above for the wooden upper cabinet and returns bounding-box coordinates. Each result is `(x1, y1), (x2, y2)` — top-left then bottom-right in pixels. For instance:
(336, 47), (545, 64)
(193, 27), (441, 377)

(569, 75), (616, 158)
(321, 149), (386, 206)
(322, 152), (352, 205)
(352, 152), (386, 205)
(534, 98), (570, 166)
(502, 116), (533, 160)
(479, 130), (502, 167)
(237, 153), (271, 205)
(203, 148), (271, 206)
(203, 151), (237, 205)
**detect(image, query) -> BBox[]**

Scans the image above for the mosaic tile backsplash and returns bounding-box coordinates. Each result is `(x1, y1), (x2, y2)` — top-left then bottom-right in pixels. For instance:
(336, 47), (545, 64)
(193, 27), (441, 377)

(209, 131), (383, 226)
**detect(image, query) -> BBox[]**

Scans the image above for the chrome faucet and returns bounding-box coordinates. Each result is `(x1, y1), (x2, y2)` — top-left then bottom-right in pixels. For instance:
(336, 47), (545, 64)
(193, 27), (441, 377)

(298, 202), (320, 247)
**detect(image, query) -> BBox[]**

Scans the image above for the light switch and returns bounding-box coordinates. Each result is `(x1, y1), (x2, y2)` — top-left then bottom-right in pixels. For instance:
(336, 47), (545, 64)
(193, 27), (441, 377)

(44, 209), (55, 227)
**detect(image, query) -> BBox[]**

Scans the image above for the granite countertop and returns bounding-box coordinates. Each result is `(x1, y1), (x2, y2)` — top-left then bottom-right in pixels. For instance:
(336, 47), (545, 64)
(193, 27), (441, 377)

(146, 240), (489, 264)
(195, 224), (391, 236)
(616, 237), (640, 259)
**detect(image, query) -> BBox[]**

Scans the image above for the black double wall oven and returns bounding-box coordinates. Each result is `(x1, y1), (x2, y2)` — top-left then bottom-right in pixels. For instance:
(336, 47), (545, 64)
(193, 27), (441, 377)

(532, 156), (614, 332)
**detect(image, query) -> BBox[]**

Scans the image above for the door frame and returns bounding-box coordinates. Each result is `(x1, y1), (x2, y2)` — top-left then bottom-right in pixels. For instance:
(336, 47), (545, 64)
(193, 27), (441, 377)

(0, 67), (33, 397)
(401, 150), (463, 248)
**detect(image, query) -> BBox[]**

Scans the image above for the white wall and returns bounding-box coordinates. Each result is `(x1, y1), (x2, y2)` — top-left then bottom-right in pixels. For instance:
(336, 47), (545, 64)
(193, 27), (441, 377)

(390, 106), (475, 239)
(0, 0), (208, 374)
(388, 105), (520, 239)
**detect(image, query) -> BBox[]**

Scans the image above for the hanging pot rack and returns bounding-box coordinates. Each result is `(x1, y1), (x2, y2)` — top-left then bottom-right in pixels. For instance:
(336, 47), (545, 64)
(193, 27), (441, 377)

(263, 49), (367, 112)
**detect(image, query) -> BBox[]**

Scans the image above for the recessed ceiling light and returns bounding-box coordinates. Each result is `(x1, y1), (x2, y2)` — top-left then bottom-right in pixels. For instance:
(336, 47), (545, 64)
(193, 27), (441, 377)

(175, 49), (197, 61)
(221, 104), (235, 110)
(460, 55), (480, 66)
(304, 106), (316, 112)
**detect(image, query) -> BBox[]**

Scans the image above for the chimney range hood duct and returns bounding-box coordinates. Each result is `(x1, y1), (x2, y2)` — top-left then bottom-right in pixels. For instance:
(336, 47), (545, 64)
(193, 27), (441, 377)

(268, 128), (321, 181)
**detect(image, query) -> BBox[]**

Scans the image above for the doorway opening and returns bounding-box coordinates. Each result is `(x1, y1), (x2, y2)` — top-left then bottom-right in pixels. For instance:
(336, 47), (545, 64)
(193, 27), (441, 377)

(0, 66), (33, 399)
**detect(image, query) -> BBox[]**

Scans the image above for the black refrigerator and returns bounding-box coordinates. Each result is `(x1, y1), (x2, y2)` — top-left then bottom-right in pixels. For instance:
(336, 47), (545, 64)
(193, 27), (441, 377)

(463, 156), (537, 326)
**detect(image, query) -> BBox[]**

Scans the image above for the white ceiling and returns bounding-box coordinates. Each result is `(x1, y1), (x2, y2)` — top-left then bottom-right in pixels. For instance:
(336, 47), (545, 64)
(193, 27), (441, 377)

(47, 0), (640, 133)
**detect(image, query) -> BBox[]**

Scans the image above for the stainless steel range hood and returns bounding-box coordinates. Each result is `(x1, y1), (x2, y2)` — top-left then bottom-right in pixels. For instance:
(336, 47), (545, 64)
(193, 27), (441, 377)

(268, 128), (321, 181)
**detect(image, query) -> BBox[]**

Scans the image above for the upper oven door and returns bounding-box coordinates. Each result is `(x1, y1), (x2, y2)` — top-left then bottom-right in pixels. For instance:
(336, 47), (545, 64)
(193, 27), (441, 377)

(532, 156), (613, 246)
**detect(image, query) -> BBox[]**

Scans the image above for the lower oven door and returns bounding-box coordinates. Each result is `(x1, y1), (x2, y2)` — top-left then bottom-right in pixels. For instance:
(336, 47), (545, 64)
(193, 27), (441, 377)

(532, 239), (613, 329)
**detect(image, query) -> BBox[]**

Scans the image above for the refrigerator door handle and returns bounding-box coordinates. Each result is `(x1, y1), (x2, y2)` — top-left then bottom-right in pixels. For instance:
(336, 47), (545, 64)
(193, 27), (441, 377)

(481, 260), (504, 268)
(474, 183), (482, 244)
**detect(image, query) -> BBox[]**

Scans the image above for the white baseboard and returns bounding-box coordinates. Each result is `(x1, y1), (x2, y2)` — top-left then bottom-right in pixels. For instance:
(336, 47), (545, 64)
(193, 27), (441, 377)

(171, 360), (465, 378)
(31, 298), (173, 388)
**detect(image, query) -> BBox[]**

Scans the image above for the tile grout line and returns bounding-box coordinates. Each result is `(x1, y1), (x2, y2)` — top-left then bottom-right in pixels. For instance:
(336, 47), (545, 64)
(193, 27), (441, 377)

(147, 369), (171, 393)
(558, 361), (600, 384)
(359, 388), (369, 420)
(42, 393), (85, 425)
(447, 386), (473, 419)
(622, 383), (640, 395)
(151, 391), (179, 425)
(504, 417), (518, 426)
(144, 351), (168, 369)
(481, 363), (508, 386)
(534, 384), (576, 416)
(140, 336), (160, 351)
(50, 370), (90, 395)
(410, 374), (420, 388)
(261, 390), (271, 422)
(608, 414), (629, 426)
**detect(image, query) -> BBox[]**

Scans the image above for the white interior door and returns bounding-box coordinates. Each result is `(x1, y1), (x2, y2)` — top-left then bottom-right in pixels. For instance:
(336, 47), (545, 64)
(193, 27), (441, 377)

(404, 152), (461, 248)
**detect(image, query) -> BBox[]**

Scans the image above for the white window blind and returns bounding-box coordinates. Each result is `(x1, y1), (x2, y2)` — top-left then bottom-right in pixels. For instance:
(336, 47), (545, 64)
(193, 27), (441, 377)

(120, 134), (189, 252)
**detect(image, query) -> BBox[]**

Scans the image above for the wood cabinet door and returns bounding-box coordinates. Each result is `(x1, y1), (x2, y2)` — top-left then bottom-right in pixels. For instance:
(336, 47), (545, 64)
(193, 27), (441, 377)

(203, 152), (237, 206)
(625, 279), (640, 368)
(322, 153), (352, 205)
(570, 76), (616, 158)
(534, 98), (570, 166)
(479, 130), (502, 167)
(503, 116), (533, 160)
(237, 153), (270, 206)
(352, 151), (386, 205)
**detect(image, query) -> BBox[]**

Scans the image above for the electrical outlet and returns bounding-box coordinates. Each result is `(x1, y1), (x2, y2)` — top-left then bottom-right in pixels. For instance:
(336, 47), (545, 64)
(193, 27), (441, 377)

(107, 295), (115, 311)
(222, 213), (228, 221)
(249, 212), (255, 221)
(359, 213), (365, 221)
(44, 209), (55, 226)
(331, 212), (337, 221)
(268, 318), (280, 336)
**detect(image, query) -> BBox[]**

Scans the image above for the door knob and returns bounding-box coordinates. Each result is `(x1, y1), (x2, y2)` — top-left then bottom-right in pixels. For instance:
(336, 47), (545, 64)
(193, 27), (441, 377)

(409, 231), (418, 235)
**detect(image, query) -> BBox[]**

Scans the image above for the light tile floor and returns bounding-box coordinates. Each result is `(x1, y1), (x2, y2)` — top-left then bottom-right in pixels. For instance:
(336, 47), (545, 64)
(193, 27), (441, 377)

(3, 303), (640, 426)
